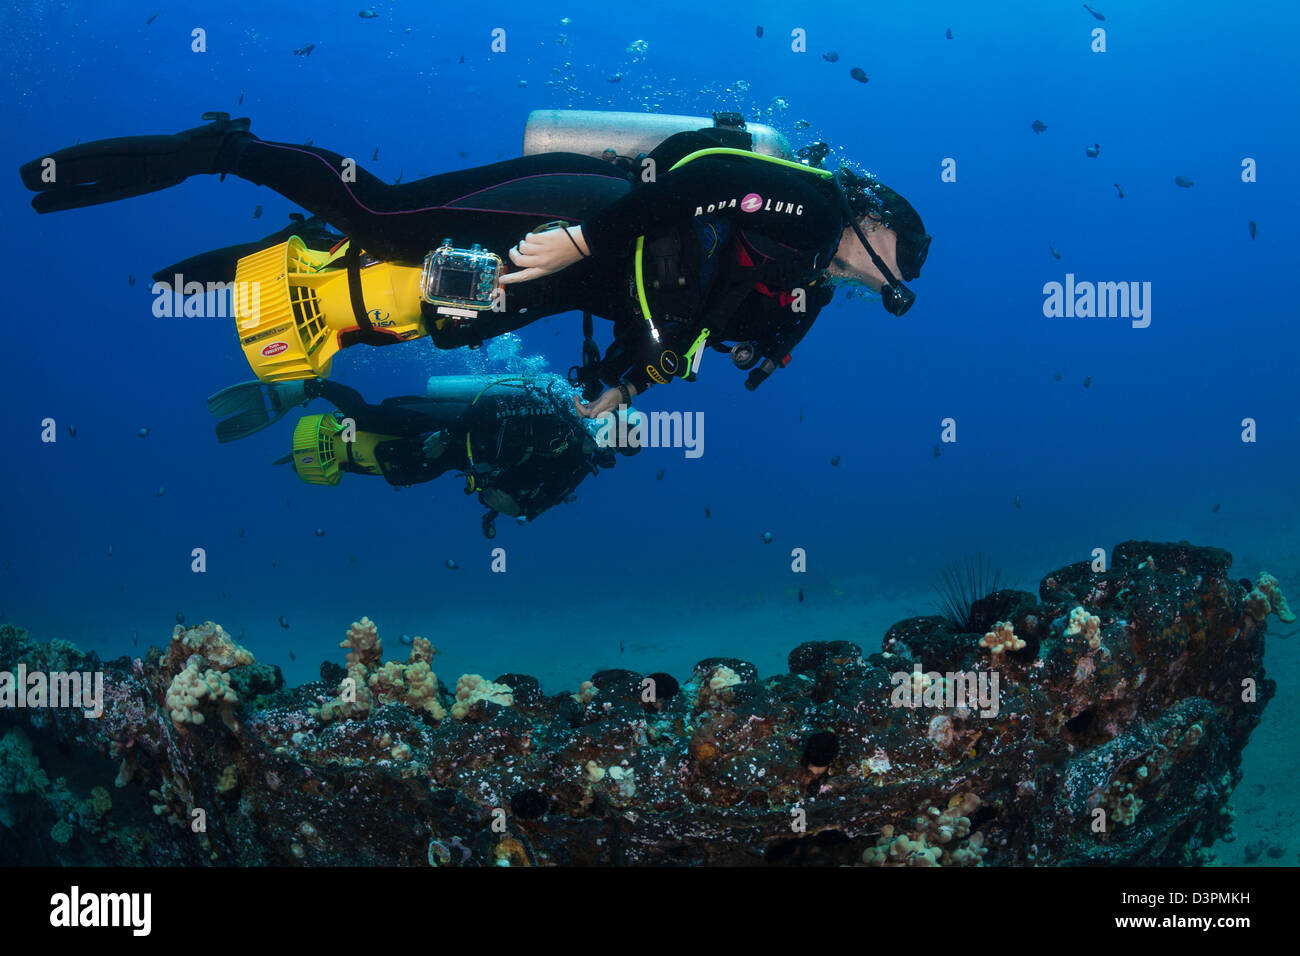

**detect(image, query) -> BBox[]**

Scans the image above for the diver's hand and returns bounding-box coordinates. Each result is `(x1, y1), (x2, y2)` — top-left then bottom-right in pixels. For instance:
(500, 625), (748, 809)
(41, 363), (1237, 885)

(498, 226), (589, 286)
(572, 387), (625, 420)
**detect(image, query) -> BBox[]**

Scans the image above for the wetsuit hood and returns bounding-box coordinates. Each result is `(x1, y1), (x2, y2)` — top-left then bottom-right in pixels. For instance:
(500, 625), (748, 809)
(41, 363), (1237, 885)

(837, 167), (930, 281)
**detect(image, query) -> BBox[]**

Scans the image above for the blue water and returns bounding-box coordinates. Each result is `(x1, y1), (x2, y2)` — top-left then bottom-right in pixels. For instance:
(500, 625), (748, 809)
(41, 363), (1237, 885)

(1, 0), (1296, 829)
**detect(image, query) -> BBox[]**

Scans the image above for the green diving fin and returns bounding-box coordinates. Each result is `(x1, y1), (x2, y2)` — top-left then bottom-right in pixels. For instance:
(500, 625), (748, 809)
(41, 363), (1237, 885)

(208, 380), (310, 443)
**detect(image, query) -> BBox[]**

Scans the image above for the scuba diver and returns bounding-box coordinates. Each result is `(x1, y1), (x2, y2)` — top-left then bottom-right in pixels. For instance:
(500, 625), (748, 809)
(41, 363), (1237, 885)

(19, 109), (930, 418)
(209, 372), (639, 537)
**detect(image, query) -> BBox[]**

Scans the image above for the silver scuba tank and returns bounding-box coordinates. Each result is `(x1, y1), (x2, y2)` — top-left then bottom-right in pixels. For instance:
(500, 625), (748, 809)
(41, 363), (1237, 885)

(522, 110), (795, 162)
(424, 373), (569, 404)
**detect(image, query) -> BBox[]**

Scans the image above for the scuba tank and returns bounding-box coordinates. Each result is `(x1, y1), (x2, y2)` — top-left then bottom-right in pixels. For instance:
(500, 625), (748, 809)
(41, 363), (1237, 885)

(522, 110), (796, 162)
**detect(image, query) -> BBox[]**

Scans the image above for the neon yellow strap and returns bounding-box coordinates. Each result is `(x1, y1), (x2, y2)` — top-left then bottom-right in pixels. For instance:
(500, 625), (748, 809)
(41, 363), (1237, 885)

(667, 147), (835, 178)
(633, 236), (660, 341)
(682, 327), (710, 377)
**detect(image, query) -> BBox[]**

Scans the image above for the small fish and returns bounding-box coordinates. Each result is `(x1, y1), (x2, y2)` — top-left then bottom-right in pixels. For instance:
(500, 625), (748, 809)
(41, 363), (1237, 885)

(1082, 3), (1105, 20)
(1085, 143), (1100, 158)
(799, 408), (804, 422)
(606, 74), (622, 83)
(252, 205), (262, 219)
(1113, 183), (1124, 198)
(67, 424), (77, 438)
(1083, 375), (1092, 388)
(348, 554), (358, 563)
(237, 528), (245, 539)
(1212, 502), (1221, 514)
(704, 507), (711, 519)
(762, 531), (774, 544)
(1014, 494), (1022, 510)
(289, 650), (296, 661)
(286, 496), (291, 509)
(850, 67), (869, 83)
(1049, 244), (1061, 259)
(293, 43), (315, 57)
(155, 485), (166, 497)
(303, 139), (313, 147)
(946, 28), (953, 39)
(933, 443), (942, 458)
(1031, 119), (1047, 134)
(756, 26), (763, 38)
(1052, 370), (1063, 382)
(459, 52), (465, 64)
(830, 455), (841, 467)
(271, 560), (277, 568)
(1249, 220), (1256, 239)
(794, 119), (810, 130)
(457, 150), (469, 158)
(279, 615), (290, 629)
(238, 90), (244, 105)
(359, 8), (378, 17)
(128, 274), (135, 286)
(399, 633), (414, 646)
(146, 13), (158, 26)
(563, 493), (578, 504)
(619, 639), (625, 654)
(107, 544), (113, 556)
(372, 147), (379, 161)
(656, 469), (665, 480)
(314, 528), (325, 538)
(138, 427), (150, 438)
(797, 587), (805, 603)
(221, 591), (226, 599)
(446, 559), (459, 571)
(176, 611), (185, 625)
(1175, 176), (1194, 188)
(394, 169), (403, 184)
(822, 52), (839, 62)
(132, 630), (138, 647)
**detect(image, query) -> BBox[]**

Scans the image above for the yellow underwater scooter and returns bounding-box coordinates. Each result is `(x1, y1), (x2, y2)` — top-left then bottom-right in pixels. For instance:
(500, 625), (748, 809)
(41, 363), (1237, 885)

(287, 413), (398, 485)
(233, 236), (502, 382)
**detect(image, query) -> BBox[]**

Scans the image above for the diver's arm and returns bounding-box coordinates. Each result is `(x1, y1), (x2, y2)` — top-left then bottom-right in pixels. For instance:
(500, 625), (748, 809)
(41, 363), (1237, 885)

(581, 160), (840, 256)
(497, 226), (590, 286)
(574, 382), (638, 419)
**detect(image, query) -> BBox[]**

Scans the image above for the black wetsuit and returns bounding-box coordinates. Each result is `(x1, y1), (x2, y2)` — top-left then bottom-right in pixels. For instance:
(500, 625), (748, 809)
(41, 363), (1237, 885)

(227, 127), (847, 393)
(313, 379), (609, 522)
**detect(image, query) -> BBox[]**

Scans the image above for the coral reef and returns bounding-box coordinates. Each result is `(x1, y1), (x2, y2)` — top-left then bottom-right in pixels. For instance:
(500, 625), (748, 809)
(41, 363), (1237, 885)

(318, 620), (450, 722)
(1246, 572), (1295, 624)
(0, 542), (1277, 865)
(979, 620), (1025, 655)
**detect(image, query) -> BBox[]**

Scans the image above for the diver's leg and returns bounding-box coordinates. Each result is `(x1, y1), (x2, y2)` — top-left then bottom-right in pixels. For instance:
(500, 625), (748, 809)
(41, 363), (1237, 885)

(314, 381), (443, 437)
(19, 112), (254, 213)
(232, 145), (628, 262)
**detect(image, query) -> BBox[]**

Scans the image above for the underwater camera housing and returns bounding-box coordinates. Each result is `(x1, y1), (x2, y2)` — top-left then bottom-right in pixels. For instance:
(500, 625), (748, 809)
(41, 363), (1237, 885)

(420, 240), (503, 313)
